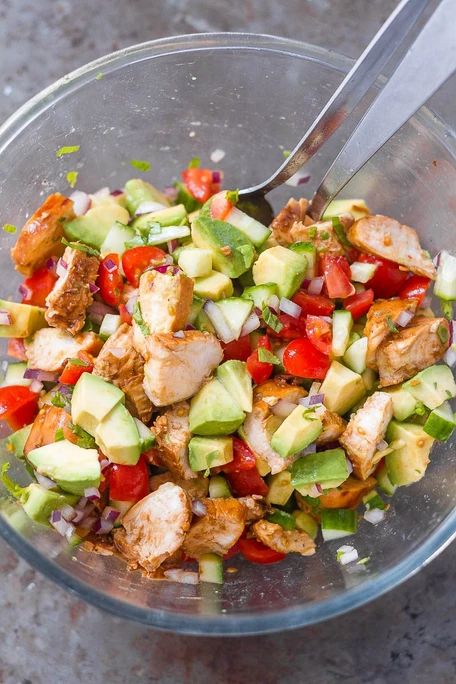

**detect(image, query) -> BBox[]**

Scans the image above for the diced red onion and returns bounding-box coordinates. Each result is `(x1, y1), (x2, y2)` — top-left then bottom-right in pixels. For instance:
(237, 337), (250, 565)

(56, 258), (68, 278)
(163, 254), (175, 266)
(50, 511), (75, 538)
(92, 517), (115, 535)
(102, 506), (120, 523)
(364, 508), (385, 525)
(433, 251), (441, 268)
(444, 346), (456, 367)
(308, 277), (324, 295)
(376, 439), (388, 452)
(203, 300), (235, 343)
(279, 297), (301, 319)
(135, 200), (167, 216)
(396, 310), (414, 328)
(167, 239), (179, 254)
(30, 380), (44, 394)
(191, 500), (208, 517)
(89, 283), (100, 294)
(309, 393), (324, 406)
(315, 483), (323, 494)
(253, 306), (262, 317)
(35, 473), (56, 489)
(92, 187), (110, 198)
(88, 300), (117, 324)
(60, 504), (77, 522)
(173, 330), (185, 339)
(46, 256), (58, 271)
(75, 496), (88, 511)
(212, 170), (222, 184)
(153, 264), (170, 274)
(70, 190), (91, 216)
(84, 487), (100, 501)
(240, 312), (261, 336)
(79, 515), (97, 530)
(164, 569), (199, 585)
(0, 311), (12, 326)
(103, 258), (117, 273)
(271, 400), (297, 418)
(299, 396), (311, 408)
(99, 458), (110, 471)
(125, 294), (138, 315)
(346, 457), (353, 475)
(110, 189), (123, 197)
(18, 284), (31, 299)
(302, 442), (317, 455)
(24, 368), (59, 382)
(267, 295), (280, 312)
(186, 324), (196, 331)
(164, 186), (178, 201)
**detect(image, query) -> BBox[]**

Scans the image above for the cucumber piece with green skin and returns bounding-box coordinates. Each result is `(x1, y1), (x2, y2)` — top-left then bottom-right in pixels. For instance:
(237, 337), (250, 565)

(175, 181), (201, 214)
(178, 248), (212, 278)
(362, 367), (378, 393)
(199, 553), (224, 584)
(99, 314), (122, 340)
(435, 250), (456, 301)
(141, 225), (191, 247)
(343, 336), (367, 374)
(423, 401), (456, 440)
(124, 179), (170, 215)
(209, 475), (232, 498)
(289, 242), (317, 278)
(332, 310), (353, 357)
(349, 262), (378, 283)
(321, 508), (358, 541)
(267, 509), (296, 531)
(322, 198), (370, 221)
(99, 222), (135, 257)
(293, 511), (319, 539)
(215, 298), (253, 340)
(6, 424), (32, 458)
(384, 386), (417, 421)
(241, 283), (278, 310)
(266, 471), (294, 505)
(132, 205), (187, 233)
(403, 364), (456, 410)
(195, 309), (216, 334)
(224, 206), (271, 247)
(362, 489), (387, 510)
(291, 448), (350, 489)
(376, 461), (397, 496)
(133, 418), (156, 452)
(1, 362), (31, 388)
(189, 297), (204, 325)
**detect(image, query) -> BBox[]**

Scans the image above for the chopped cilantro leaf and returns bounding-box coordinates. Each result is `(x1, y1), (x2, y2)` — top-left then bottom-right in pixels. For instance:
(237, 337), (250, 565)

(257, 347), (281, 365)
(95, 71), (104, 80)
(1, 463), (26, 500)
(61, 238), (100, 257)
(130, 159), (151, 172)
(2, 223), (17, 234)
(56, 145), (80, 158)
(69, 423), (96, 449)
(67, 357), (89, 367)
(133, 301), (150, 336)
(437, 323), (449, 344)
(320, 231), (330, 240)
(308, 226), (317, 239)
(415, 401), (426, 416)
(282, 149), (291, 158)
(66, 170), (79, 188)
(188, 157), (201, 169)
(331, 216), (352, 248)
(51, 392), (67, 408)
(386, 316), (399, 333)
(262, 306), (283, 333)
(54, 428), (65, 442)
(226, 189), (239, 205)
(357, 556), (370, 565)
(125, 235), (147, 249)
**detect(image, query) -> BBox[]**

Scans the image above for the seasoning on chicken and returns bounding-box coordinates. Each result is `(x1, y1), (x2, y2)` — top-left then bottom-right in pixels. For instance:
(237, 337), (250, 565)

(238, 495), (269, 521)
(376, 316), (450, 387)
(318, 475), (377, 509)
(290, 213), (354, 256)
(252, 519), (316, 556)
(142, 331), (223, 407)
(153, 401), (195, 480)
(270, 197), (310, 244)
(348, 215), (437, 279)
(182, 497), (246, 558)
(340, 392), (393, 480)
(25, 328), (102, 372)
(316, 408), (346, 446)
(45, 246), (100, 335)
(138, 269), (193, 334)
(92, 323), (153, 422)
(149, 472), (209, 499)
(113, 483), (192, 572)
(24, 405), (76, 456)
(11, 193), (75, 276)
(364, 298), (418, 370)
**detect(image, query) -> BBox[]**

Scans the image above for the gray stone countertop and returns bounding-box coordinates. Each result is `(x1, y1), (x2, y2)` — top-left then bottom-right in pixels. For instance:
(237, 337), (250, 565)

(1, 1), (455, 682)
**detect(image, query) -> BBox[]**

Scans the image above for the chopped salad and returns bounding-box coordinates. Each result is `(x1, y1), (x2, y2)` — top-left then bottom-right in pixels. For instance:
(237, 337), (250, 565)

(1, 160), (456, 586)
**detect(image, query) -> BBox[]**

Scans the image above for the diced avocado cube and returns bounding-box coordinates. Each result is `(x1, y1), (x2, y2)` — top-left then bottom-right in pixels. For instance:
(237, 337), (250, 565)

(132, 204), (188, 233)
(215, 298), (253, 341)
(332, 310), (353, 357)
(252, 246), (307, 298)
(291, 448), (349, 489)
(95, 403), (141, 465)
(64, 203), (130, 249)
(1, 362), (31, 387)
(362, 489), (387, 511)
(71, 374), (124, 436)
(23, 484), (78, 526)
(188, 436), (233, 471)
(242, 283), (278, 310)
(321, 508), (358, 541)
(124, 178), (170, 215)
(270, 406), (323, 458)
(343, 336), (368, 375)
(322, 198), (370, 221)
(178, 247), (213, 278)
(384, 386), (417, 422)
(267, 508), (296, 530)
(208, 475), (232, 498)
(99, 222), (135, 257)
(133, 418), (156, 453)
(385, 421), (434, 486)
(27, 440), (101, 495)
(6, 424), (33, 459)
(403, 364), (456, 410)
(192, 214), (255, 278)
(266, 471), (294, 505)
(223, 206), (271, 247)
(423, 401), (456, 441)
(217, 360), (253, 413)
(195, 309), (216, 334)
(320, 361), (366, 415)
(288, 242), (317, 278)
(293, 511), (319, 539)
(0, 300), (47, 338)
(189, 378), (245, 436)
(193, 270), (234, 301)
(99, 314), (122, 340)
(199, 552), (224, 585)
(350, 262), (378, 283)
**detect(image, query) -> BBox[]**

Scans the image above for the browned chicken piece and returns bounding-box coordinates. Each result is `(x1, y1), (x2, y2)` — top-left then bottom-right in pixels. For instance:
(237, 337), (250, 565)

(114, 483), (192, 572)
(25, 328), (102, 372)
(252, 520), (315, 556)
(149, 472), (209, 499)
(24, 405), (76, 456)
(290, 213), (354, 256)
(348, 215), (437, 279)
(318, 475), (377, 509)
(376, 316), (450, 387)
(270, 198), (310, 244)
(92, 323), (153, 422)
(238, 496), (269, 521)
(11, 193), (75, 276)
(138, 269), (193, 334)
(243, 379), (306, 474)
(364, 298), (418, 370)
(340, 392), (393, 480)
(316, 409), (346, 446)
(182, 497), (246, 559)
(45, 246), (100, 335)
(153, 402), (195, 480)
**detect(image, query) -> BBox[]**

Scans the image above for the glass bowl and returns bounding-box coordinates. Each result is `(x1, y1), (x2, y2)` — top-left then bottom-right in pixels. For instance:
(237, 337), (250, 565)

(1, 33), (456, 636)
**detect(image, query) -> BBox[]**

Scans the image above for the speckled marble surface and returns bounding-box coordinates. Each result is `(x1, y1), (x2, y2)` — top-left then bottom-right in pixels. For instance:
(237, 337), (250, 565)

(1, 1), (456, 682)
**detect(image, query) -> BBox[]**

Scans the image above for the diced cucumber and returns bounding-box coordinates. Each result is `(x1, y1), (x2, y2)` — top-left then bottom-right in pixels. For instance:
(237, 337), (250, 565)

(385, 386), (417, 421)
(267, 509), (296, 531)
(195, 309), (216, 334)
(189, 297), (204, 325)
(362, 368), (378, 392)
(208, 475), (232, 498)
(215, 297), (253, 340)
(242, 283), (278, 310)
(108, 499), (134, 527)
(178, 247), (213, 278)
(99, 314), (122, 340)
(132, 204), (187, 232)
(133, 418), (156, 452)
(435, 251), (456, 301)
(292, 510), (319, 539)
(289, 242), (317, 278)
(423, 401), (456, 440)
(266, 471), (294, 505)
(321, 508), (358, 541)
(362, 489), (387, 511)
(376, 461), (397, 496)
(403, 364), (456, 410)
(322, 198), (370, 221)
(350, 262), (378, 283)
(100, 222), (135, 257)
(225, 206), (271, 247)
(332, 310), (353, 357)
(348, 331), (361, 346)
(1, 362), (31, 388)
(343, 336), (367, 374)
(6, 424), (32, 458)
(199, 552), (224, 584)
(144, 225), (191, 246)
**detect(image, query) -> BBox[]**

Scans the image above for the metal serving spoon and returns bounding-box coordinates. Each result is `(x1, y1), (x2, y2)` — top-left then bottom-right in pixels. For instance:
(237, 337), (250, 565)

(238, 0), (456, 225)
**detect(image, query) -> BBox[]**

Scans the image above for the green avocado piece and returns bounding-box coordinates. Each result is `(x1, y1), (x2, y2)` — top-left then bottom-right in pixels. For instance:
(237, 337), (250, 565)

(71, 373), (124, 436)
(189, 378), (245, 436)
(99, 222), (135, 257)
(252, 246), (307, 298)
(124, 178), (170, 214)
(95, 403), (141, 465)
(322, 198), (370, 221)
(27, 439), (101, 495)
(192, 214), (255, 278)
(188, 436), (233, 472)
(0, 300), (47, 338)
(320, 361), (366, 415)
(271, 406), (323, 458)
(423, 401), (456, 441)
(217, 360), (253, 413)
(132, 204), (188, 233)
(291, 448), (349, 489)
(385, 421), (434, 486)
(403, 364), (456, 410)
(267, 509), (296, 530)
(6, 424), (33, 459)
(193, 270), (234, 301)
(64, 203), (130, 249)
(288, 242), (317, 278)
(133, 418), (156, 453)
(23, 484), (78, 526)
(266, 471), (294, 505)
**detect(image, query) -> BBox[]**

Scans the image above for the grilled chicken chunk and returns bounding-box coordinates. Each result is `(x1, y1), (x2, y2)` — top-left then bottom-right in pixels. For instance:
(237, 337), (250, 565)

(340, 392), (393, 480)
(24, 405), (76, 456)
(271, 197), (310, 244)
(142, 331), (223, 407)
(92, 323), (153, 422)
(316, 408), (346, 446)
(364, 298), (418, 370)
(153, 402), (195, 480)
(25, 328), (102, 372)
(11, 193), (75, 276)
(149, 472), (209, 499)
(290, 214), (354, 256)
(238, 496), (269, 522)
(45, 246), (100, 335)
(138, 269), (193, 334)
(348, 215), (436, 279)
(376, 316), (450, 387)
(182, 497), (246, 559)
(252, 520), (315, 556)
(114, 483), (192, 572)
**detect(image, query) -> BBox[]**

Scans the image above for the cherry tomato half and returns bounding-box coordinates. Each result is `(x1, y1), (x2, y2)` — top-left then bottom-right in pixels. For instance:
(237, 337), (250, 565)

(320, 254), (355, 299)
(221, 437), (256, 473)
(181, 167), (221, 204)
(283, 337), (331, 380)
(238, 538), (286, 564)
(344, 288), (374, 320)
(118, 303), (133, 326)
(20, 267), (57, 308)
(97, 254), (124, 307)
(59, 354), (93, 385)
(210, 192), (234, 221)
(222, 335), (252, 361)
(225, 467), (268, 497)
(106, 455), (150, 502)
(7, 338), (27, 361)
(0, 385), (39, 431)
(267, 313), (307, 340)
(357, 253), (409, 299)
(398, 275), (431, 306)
(305, 315), (332, 354)
(292, 290), (335, 317)
(246, 335), (273, 385)
(122, 246), (167, 288)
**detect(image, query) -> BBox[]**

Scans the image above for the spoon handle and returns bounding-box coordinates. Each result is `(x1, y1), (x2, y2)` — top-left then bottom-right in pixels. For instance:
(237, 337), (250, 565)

(239, 0), (430, 199)
(310, 0), (456, 219)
